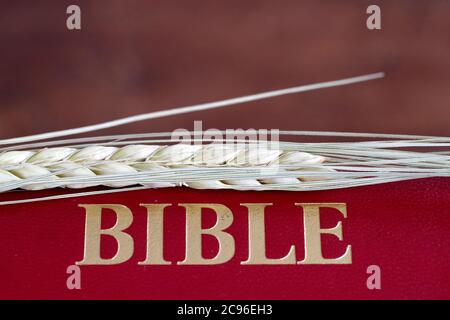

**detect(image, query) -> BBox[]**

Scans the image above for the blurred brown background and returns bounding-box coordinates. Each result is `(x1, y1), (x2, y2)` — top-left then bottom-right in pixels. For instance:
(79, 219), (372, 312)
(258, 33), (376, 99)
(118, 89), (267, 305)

(0, 0), (449, 139)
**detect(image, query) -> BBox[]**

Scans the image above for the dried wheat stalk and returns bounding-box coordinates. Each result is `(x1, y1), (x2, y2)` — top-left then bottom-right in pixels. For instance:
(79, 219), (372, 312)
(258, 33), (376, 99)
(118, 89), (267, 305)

(0, 143), (330, 191)
(0, 72), (448, 206)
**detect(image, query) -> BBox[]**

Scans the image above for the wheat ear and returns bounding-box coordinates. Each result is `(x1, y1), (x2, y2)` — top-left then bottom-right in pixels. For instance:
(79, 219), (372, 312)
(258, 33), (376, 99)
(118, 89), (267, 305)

(0, 144), (330, 192)
(1, 71), (448, 205)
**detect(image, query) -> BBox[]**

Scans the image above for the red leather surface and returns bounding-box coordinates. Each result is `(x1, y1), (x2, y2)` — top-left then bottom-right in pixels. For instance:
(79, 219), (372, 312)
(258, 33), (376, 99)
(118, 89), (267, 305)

(0, 178), (449, 299)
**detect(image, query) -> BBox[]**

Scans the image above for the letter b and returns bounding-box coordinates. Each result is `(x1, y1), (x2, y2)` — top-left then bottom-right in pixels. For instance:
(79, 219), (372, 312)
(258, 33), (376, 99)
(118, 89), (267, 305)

(77, 204), (134, 265)
(178, 204), (235, 265)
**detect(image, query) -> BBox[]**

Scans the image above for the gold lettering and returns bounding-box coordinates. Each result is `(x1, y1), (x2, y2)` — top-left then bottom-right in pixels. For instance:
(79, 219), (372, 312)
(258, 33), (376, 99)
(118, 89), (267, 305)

(139, 204), (172, 265)
(178, 204), (235, 265)
(296, 203), (352, 264)
(241, 203), (296, 265)
(77, 204), (134, 265)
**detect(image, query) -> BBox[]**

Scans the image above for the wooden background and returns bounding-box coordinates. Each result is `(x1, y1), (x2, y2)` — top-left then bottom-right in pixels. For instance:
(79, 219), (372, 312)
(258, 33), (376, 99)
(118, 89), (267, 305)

(0, 0), (449, 140)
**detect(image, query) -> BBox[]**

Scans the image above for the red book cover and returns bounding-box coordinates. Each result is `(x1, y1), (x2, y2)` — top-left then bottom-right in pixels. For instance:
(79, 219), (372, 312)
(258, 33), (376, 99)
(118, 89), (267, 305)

(1, 178), (449, 300)
(1, 1), (449, 304)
